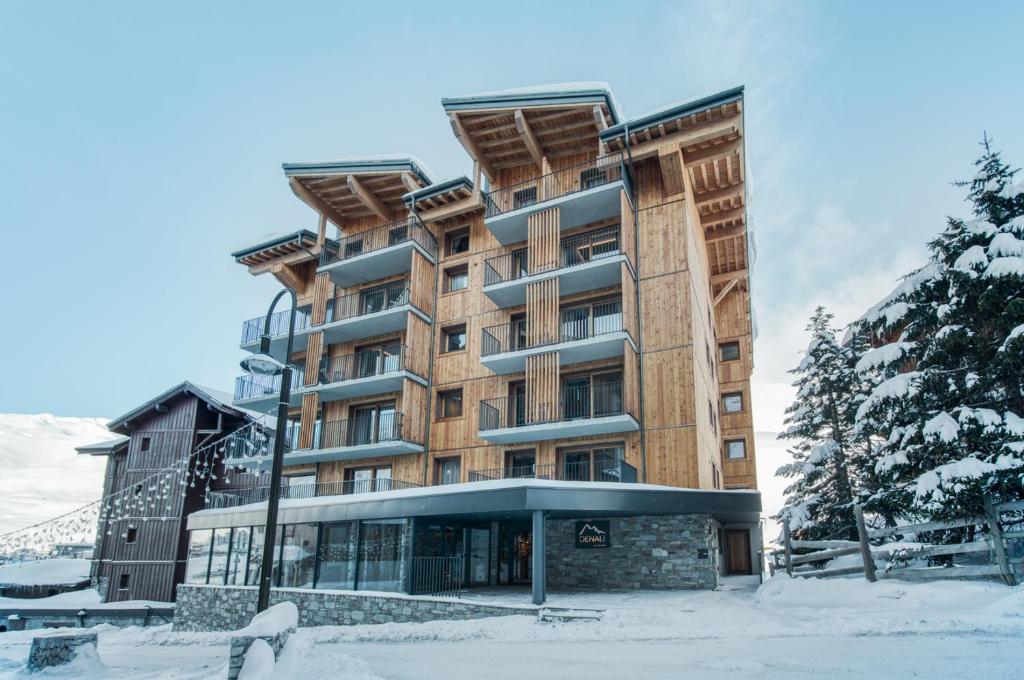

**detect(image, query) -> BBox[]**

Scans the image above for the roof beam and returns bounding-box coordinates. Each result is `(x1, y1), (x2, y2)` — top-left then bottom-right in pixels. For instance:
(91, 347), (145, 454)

(515, 109), (545, 172)
(713, 278), (739, 307)
(658, 143), (686, 196)
(704, 222), (746, 242)
(686, 145), (742, 170)
(711, 268), (748, 286)
(288, 178), (347, 228)
(450, 113), (496, 182)
(401, 172), (422, 193)
(347, 175), (391, 222)
(683, 138), (743, 166)
(701, 207), (746, 229)
(594, 105), (609, 156)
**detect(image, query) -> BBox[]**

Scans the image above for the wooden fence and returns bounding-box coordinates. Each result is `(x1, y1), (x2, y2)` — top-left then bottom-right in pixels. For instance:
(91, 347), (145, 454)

(770, 499), (1023, 585)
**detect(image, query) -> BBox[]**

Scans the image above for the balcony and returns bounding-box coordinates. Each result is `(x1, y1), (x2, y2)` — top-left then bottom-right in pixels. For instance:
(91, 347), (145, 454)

(482, 226), (629, 307)
(294, 345), (426, 404)
(232, 366), (306, 414)
(480, 300), (634, 374)
(318, 216), (438, 287)
(284, 412), (423, 465)
(477, 379), (638, 444)
(482, 154), (631, 245)
(317, 280), (429, 344)
(240, 305), (312, 354)
(206, 477), (422, 509)
(468, 460), (638, 484)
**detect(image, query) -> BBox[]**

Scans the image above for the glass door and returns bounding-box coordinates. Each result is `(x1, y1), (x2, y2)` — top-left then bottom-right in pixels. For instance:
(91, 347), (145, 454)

(349, 468), (373, 494)
(506, 449), (536, 478)
(592, 372), (623, 417)
(562, 377), (591, 420)
(509, 382), (527, 427)
(316, 523), (356, 590)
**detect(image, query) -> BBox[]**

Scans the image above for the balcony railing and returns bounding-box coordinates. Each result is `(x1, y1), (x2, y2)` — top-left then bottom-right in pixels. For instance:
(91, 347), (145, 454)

(483, 227), (622, 285)
(484, 153), (627, 218)
(316, 345), (406, 385)
(240, 305), (312, 345)
(479, 378), (626, 431)
(319, 216), (438, 267)
(481, 299), (623, 356)
(233, 366), (306, 401)
(325, 280), (411, 324)
(468, 460), (638, 484)
(205, 477), (422, 509)
(305, 411), (417, 450)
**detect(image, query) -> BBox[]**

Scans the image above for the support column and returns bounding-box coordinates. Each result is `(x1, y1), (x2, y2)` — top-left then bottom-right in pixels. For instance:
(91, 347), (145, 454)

(532, 510), (546, 605)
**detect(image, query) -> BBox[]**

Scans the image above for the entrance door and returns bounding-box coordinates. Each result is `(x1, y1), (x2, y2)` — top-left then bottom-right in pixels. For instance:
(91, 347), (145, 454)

(725, 530), (752, 575)
(497, 523), (531, 585)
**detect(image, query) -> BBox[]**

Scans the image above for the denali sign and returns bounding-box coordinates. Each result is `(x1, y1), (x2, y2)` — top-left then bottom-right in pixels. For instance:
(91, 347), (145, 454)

(575, 521), (610, 549)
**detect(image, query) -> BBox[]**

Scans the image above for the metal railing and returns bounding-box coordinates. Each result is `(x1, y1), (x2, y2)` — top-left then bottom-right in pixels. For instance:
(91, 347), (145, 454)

(206, 477), (422, 509)
(316, 345), (405, 385)
(325, 280), (411, 324)
(310, 411), (414, 449)
(220, 426), (283, 463)
(484, 153), (627, 218)
(410, 556), (464, 598)
(482, 227), (622, 286)
(319, 216), (438, 267)
(233, 365), (306, 401)
(480, 299), (623, 356)
(468, 459), (638, 484)
(479, 378), (626, 430)
(240, 305), (312, 344)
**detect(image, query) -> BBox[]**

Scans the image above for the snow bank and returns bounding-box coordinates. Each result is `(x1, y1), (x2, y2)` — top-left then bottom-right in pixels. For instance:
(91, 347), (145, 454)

(241, 601), (298, 636)
(0, 558), (89, 586)
(238, 638), (275, 680)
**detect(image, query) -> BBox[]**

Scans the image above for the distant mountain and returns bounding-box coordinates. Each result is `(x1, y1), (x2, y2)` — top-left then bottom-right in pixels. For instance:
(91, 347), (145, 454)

(0, 414), (111, 535)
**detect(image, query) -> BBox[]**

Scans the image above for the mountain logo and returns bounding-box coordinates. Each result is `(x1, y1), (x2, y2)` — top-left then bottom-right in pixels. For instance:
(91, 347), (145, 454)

(575, 520), (610, 548)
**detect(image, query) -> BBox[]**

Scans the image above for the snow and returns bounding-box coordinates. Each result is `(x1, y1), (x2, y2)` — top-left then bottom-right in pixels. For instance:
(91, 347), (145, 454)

(287, 154), (438, 185)
(0, 578), (1020, 679)
(855, 372), (919, 422)
(238, 639), (275, 680)
(988, 232), (1024, 257)
(854, 341), (914, 373)
(0, 588), (171, 610)
(857, 262), (942, 326)
(241, 602), (298, 637)
(1006, 412), (1024, 437)
(0, 558), (89, 586)
(952, 244), (988, 272)
(0, 414), (110, 535)
(982, 255), (1024, 278)
(921, 411), (959, 443)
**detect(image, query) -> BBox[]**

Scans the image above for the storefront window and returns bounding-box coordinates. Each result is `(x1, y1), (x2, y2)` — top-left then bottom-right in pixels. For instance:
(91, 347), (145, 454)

(226, 527), (251, 585)
(246, 526), (282, 587)
(357, 519), (406, 592)
(185, 529), (213, 584)
(208, 528), (231, 585)
(317, 522), (357, 590)
(278, 523), (318, 589)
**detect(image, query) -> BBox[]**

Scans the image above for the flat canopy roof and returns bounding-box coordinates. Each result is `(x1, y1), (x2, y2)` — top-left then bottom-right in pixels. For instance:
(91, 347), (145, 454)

(187, 479), (762, 530)
(76, 435), (129, 456)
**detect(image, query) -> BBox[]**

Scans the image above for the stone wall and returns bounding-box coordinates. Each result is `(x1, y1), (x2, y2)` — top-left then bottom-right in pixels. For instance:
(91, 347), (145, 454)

(27, 632), (98, 671)
(174, 584), (542, 632)
(228, 629), (292, 680)
(545, 514), (719, 590)
(0, 607), (174, 633)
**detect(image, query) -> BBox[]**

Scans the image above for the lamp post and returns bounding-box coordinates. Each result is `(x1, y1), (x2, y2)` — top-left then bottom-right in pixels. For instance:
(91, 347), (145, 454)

(240, 289), (297, 613)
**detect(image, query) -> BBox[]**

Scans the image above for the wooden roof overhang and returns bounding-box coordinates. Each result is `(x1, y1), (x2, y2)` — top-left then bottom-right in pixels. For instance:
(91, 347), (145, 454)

(442, 85), (620, 180)
(231, 229), (319, 267)
(403, 176), (482, 223)
(282, 158), (435, 226)
(601, 87), (752, 315)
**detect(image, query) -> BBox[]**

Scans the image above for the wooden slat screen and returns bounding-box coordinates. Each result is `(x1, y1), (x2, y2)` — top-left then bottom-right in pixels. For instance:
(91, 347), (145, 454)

(525, 351), (559, 424)
(527, 207), (560, 274)
(526, 277), (559, 346)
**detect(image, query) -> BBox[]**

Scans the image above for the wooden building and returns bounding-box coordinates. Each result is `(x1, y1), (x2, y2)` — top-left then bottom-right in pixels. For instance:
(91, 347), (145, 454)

(226, 84), (759, 580)
(78, 382), (264, 602)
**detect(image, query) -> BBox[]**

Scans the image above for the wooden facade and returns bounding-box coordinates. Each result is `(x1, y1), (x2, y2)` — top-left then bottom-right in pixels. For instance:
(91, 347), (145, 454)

(233, 85), (756, 495)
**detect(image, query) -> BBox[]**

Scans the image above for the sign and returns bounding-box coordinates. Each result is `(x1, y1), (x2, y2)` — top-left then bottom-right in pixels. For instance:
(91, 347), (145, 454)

(575, 521), (611, 549)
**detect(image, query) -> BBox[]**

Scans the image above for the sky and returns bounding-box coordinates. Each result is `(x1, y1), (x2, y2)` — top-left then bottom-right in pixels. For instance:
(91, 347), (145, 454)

(1, 1), (1022, 527)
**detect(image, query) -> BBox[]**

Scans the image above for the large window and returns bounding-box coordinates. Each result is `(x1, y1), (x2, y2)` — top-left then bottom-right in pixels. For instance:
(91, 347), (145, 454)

(560, 298), (622, 341)
(562, 371), (623, 420)
(185, 529), (213, 584)
(207, 528), (232, 585)
(247, 526), (282, 587)
(357, 520), (406, 592)
(344, 466), (392, 494)
(317, 523), (357, 590)
(226, 527), (251, 586)
(283, 474), (316, 499)
(560, 444), (625, 482)
(347, 401), (398, 446)
(278, 523), (318, 589)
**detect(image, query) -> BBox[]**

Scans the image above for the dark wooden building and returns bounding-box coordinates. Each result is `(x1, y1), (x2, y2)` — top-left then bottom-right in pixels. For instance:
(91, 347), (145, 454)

(78, 382), (264, 603)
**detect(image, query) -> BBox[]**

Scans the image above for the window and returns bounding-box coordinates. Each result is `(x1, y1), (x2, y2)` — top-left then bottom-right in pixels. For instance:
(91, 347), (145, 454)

(580, 166), (608, 190)
(226, 527), (251, 586)
(344, 466), (392, 493)
(719, 341), (740, 362)
(713, 464), (720, 489)
(442, 325), (467, 353)
(446, 228), (470, 256)
(560, 444), (625, 482)
(726, 439), (747, 459)
(277, 523), (318, 589)
(185, 529), (213, 584)
(125, 527), (137, 544)
(140, 437), (151, 452)
(436, 388), (463, 419)
(283, 474), (316, 499)
(118, 574), (130, 591)
(722, 392), (744, 414)
(435, 457), (462, 485)
(708, 400), (717, 433)
(444, 265), (469, 293)
(512, 186), (537, 210)
(208, 528), (232, 586)
(317, 522), (357, 590)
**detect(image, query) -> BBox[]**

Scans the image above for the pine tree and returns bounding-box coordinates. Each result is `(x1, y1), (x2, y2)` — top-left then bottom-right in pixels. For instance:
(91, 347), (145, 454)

(852, 137), (1024, 523)
(776, 307), (867, 541)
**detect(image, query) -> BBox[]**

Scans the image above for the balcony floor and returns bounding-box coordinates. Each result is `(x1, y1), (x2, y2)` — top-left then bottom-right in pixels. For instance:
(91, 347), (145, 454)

(485, 181), (625, 245)
(318, 241), (435, 288)
(232, 390), (304, 415)
(284, 440), (424, 465)
(478, 414), (640, 444)
(481, 331), (635, 375)
(294, 371), (427, 404)
(320, 305), (430, 345)
(240, 327), (311, 355)
(484, 255), (630, 308)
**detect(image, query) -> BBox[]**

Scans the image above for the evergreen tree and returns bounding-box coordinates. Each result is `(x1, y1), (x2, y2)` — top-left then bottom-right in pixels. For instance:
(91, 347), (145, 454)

(776, 307), (866, 540)
(852, 137), (1024, 523)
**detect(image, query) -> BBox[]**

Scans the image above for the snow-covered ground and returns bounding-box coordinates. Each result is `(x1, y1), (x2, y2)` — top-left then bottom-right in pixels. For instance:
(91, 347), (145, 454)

(0, 576), (1020, 679)
(0, 558), (90, 587)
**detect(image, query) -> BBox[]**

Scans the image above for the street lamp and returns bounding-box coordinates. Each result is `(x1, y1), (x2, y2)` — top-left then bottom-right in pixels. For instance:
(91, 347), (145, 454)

(241, 288), (298, 612)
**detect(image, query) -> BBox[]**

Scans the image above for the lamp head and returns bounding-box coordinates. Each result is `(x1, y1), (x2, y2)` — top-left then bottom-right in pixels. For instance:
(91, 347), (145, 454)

(240, 352), (285, 377)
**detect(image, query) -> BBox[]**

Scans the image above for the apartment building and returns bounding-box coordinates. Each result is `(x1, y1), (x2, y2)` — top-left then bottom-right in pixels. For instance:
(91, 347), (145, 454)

(185, 83), (760, 605)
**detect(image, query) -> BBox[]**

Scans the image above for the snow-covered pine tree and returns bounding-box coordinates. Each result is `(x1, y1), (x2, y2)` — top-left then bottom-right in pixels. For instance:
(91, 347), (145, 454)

(852, 137), (1024, 524)
(776, 307), (867, 541)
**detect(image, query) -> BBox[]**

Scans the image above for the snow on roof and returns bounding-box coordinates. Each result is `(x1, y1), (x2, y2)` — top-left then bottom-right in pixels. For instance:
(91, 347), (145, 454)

(192, 383), (269, 424)
(282, 154), (437, 185)
(75, 435), (130, 455)
(443, 82), (623, 124)
(0, 558), (90, 587)
(108, 381), (267, 432)
(230, 229), (318, 259)
(600, 85), (744, 140)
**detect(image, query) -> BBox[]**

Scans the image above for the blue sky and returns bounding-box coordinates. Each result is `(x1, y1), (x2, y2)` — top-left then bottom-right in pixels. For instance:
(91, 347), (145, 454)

(1, 1), (1022, 425)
